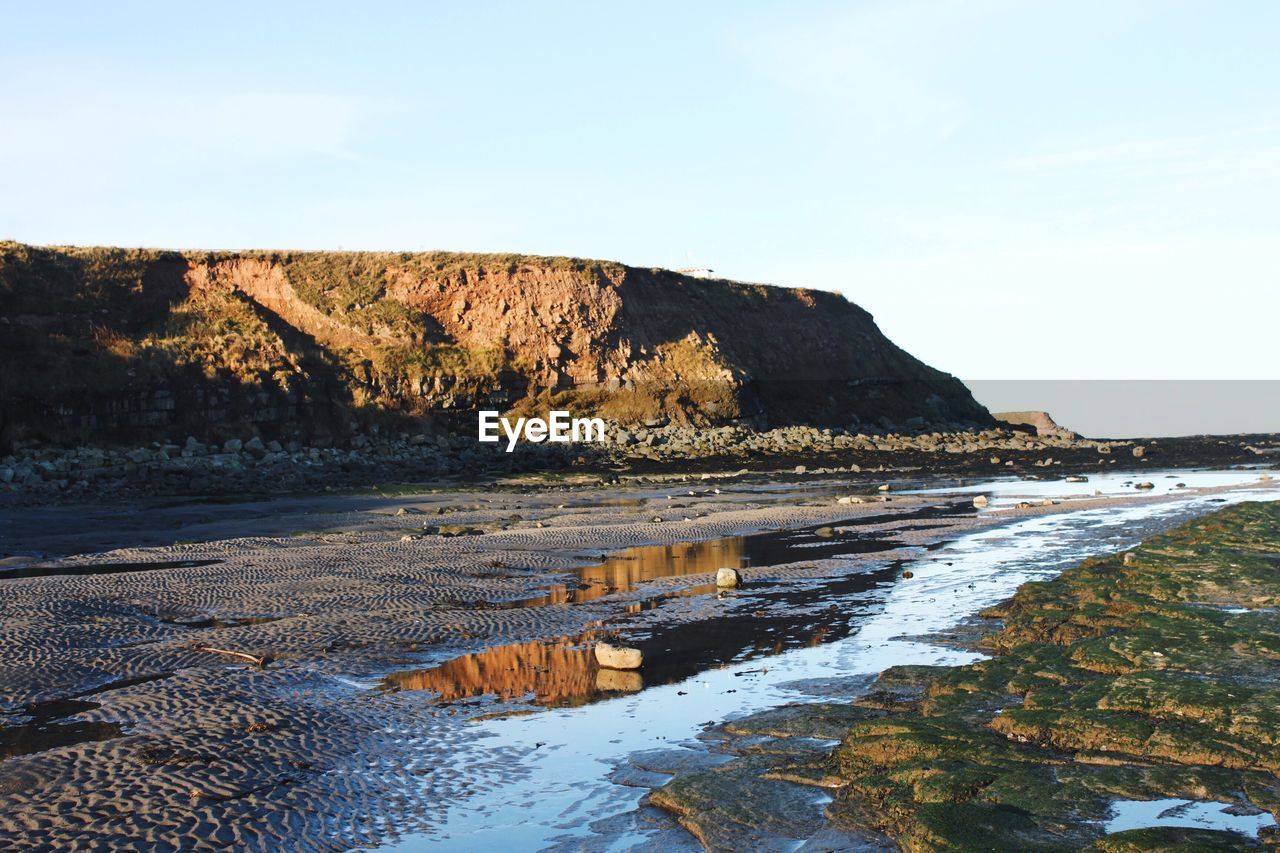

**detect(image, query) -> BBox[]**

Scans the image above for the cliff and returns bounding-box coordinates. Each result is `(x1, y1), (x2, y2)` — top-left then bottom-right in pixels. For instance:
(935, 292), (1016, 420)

(0, 242), (990, 447)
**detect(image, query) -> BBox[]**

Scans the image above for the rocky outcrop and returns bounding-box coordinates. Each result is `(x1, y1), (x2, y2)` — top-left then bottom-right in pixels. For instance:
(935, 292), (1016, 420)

(0, 242), (990, 448)
(992, 410), (1076, 439)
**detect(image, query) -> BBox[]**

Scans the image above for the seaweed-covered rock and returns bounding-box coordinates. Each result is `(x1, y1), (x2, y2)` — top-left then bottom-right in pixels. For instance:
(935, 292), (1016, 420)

(820, 502), (1280, 850)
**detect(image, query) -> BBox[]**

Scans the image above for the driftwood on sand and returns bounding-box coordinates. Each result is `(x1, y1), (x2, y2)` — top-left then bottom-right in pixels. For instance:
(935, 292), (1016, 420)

(194, 645), (270, 669)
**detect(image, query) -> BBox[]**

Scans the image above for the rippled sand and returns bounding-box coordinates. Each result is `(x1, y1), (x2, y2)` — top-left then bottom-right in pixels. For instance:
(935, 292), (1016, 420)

(1, 473), (1274, 849)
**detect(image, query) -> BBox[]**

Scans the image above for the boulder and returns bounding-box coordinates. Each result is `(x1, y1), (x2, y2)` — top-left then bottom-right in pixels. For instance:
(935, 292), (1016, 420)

(972, 495), (989, 508)
(715, 567), (742, 588)
(595, 641), (643, 670)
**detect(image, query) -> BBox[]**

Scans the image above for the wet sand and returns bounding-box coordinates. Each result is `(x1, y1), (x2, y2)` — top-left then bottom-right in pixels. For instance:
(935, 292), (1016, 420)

(0, 468), (1276, 849)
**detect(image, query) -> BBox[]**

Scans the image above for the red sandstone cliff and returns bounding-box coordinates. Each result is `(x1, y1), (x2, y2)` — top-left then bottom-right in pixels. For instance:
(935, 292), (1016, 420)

(0, 242), (990, 446)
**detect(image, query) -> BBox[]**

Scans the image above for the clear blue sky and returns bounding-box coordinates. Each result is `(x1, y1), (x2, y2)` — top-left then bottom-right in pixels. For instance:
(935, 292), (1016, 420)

(3, 1), (1278, 383)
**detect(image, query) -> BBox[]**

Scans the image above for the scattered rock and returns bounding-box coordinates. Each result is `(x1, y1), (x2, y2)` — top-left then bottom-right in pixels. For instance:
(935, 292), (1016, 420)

(595, 641), (643, 670)
(972, 495), (989, 508)
(1135, 482), (1155, 490)
(715, 568), (742, 588)
(1132, 445), (1146, 458)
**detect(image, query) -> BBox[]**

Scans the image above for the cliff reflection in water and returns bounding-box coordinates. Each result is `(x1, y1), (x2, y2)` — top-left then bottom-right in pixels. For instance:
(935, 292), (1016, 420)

(517, 538), (747, 607)
(383, 634), (641, 707)
(386, 522), (915, 707)
(575, 538), (747, 601)
(530, 522), (905, 607)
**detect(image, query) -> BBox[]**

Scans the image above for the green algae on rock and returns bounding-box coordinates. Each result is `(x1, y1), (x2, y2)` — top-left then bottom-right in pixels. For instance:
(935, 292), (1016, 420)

(827, 500), (1280, 850)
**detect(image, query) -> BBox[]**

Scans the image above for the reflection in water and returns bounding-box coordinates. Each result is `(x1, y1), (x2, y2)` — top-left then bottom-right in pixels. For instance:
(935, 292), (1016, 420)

(388, 515), (944, 708)
(385, 560), (904, 708)
(511, 519), (914, 608)
(574, 539), (747, 602)
(383, 633), (644, 707)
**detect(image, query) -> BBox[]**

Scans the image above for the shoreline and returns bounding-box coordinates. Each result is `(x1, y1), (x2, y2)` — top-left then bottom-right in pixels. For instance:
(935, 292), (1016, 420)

(1, 426), (1275, 507)
(0, 469), (1277, 848)
(647, 497), (1280, 850)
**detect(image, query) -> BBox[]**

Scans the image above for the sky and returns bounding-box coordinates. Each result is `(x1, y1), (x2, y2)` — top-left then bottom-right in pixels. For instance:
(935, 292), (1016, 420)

(2, 0), (1278, 394)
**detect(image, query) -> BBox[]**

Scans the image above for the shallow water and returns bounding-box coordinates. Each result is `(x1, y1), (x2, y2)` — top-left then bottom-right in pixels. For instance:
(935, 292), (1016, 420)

(0, 674), (168, 759)
(385, 472), (1280, 850)
(904, 466), (1271, 506)
(381, 516), (929, 706)
(495, 510), (940, 608)
(0, 558), (220, 580)
(1106, 798), (1277, 838)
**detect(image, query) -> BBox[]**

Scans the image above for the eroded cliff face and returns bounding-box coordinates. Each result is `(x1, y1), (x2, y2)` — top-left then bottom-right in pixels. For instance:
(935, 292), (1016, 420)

(0, 242), (989, 447)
